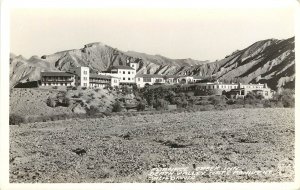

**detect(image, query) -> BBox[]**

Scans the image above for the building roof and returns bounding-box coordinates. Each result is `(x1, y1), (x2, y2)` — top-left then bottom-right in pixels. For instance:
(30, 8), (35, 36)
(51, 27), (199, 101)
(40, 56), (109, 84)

(164, 75), (178, 79)
(89, 73), (112, 79)
(110, 65), (135, 70)
(135, 74), (165, 78)
(41, 72), (75, 77)
(193, 76), (203, 80)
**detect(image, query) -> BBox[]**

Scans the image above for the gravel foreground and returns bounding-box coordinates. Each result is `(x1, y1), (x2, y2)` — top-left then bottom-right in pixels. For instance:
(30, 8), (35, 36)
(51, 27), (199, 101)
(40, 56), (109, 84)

(10, 108), (294, 183)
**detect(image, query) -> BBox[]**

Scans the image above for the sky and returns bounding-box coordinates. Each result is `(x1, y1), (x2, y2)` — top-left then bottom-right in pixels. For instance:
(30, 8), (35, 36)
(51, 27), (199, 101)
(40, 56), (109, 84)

(9, 0), (295, 61)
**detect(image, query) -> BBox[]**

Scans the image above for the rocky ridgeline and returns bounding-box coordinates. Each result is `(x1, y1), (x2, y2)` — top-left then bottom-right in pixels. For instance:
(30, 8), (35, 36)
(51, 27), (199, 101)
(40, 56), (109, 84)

(10, 37), (294, 90)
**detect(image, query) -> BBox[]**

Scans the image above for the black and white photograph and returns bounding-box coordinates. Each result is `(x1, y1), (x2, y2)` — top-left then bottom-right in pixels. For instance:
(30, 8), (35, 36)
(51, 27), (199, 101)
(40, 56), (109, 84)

(0, 0), (299, 189)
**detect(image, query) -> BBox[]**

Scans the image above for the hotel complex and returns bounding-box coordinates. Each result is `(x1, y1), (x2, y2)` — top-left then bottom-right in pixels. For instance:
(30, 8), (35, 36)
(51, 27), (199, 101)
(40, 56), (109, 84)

(40, 62), (273, 99)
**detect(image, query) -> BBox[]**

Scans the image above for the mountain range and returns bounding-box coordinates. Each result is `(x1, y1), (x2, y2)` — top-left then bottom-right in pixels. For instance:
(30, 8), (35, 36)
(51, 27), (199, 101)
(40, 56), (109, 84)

(10, 37), (295, 90)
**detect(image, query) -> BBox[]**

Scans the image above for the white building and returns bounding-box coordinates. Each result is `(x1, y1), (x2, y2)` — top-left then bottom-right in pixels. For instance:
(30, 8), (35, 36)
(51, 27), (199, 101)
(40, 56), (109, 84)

(177, 76), (194, 84)
(89, 74), (120, 88)
(196, 81), (239, 91)
(68, 67), (90, 87)
(227, 83), (273, 99)
(193, 76), (203, 83)
(135, 74), (166, 88)
(99, 62), (138, 86)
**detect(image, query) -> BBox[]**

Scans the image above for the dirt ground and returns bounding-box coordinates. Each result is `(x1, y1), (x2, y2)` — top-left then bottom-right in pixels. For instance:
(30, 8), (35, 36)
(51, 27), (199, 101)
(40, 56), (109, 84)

(9, 108), (294, 183)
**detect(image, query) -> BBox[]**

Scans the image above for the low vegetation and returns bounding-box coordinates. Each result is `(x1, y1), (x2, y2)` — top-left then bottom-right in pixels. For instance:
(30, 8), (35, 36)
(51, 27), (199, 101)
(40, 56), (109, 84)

(9, 86), (295, 125)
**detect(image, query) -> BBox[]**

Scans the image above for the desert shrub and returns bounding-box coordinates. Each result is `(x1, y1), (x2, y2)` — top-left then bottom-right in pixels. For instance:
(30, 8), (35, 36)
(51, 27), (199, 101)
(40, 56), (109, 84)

(125, 112), (133, 117)
(50, 115), (59, 121)
(104, 85), (113, 90)
(52, 86), (58, 89)
(226, 99), (236, 105)
(153, 99), (169, 110)
(273, 89), (295, 107)
(86, 105), (100, 116)
(78, 92), (83, 97)
(103, 111), (112, 117)
(101, 95), (106, 98)
(60, 97), (70, 107)
(235, 98), (245, 105)
(114, 86), (120, 91)
(263, 100), (274, 108)
(95, 88), (100, 92)
(194, 89), (214, 96)
(72, 86), (77, 90)
(46, 97), (57, 107)
(67, 86), (73, 91)
(112, 101), (122, 112)
(185, 91), (195, 98)
(181, 99), (189, 108)
(244, 92), (262, 105)
(9, 114), (25, 125)
(197, 100), (211, 105)
(188, 96), (197, 106)
(121, 86), (132, 95)
(82, 87), (87, 90)
(208, 96), (226, 106)
(256, 94), (264, 100)
(72, 94), (79, 98)
(137, 100), (147, 111)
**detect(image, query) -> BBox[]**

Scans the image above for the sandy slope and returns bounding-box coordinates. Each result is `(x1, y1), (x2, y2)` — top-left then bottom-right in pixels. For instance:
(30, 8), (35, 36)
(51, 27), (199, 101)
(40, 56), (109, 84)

(9, 87), (121, 118)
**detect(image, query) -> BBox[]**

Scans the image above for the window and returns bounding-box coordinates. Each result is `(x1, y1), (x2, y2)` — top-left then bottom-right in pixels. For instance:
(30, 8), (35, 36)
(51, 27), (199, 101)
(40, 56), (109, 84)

(123, 77), (125, 80)
(128, 71), (130, 74)
(119, 71), (121, 73)
(155, 78), (162, 83)
(84, 83), (87, 87)
(123, 71), (125, 74)
(84, 71), (87, 75)
(265, 91), (268, 96)
(138, 78), (140, 82)
(143, 78), (151, 82)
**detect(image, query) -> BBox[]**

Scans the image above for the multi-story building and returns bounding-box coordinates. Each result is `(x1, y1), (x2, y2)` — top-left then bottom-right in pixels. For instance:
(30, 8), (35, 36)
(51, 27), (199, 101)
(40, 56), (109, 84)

(68, 67), (90, 87)
(41, 66), (120, 89)
(40, 72), (75, 86)
(89, 74), (120, 88)
(99, 62), (138, 86)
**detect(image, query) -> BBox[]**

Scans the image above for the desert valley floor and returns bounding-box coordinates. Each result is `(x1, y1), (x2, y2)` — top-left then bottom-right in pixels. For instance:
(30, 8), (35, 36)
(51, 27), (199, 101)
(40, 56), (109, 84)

(10, 108), (294, 183)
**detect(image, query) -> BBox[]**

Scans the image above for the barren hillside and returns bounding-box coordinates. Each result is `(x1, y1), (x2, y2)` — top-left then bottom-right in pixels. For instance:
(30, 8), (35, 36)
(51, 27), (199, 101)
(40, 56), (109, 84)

(10, 37), (295, 90)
